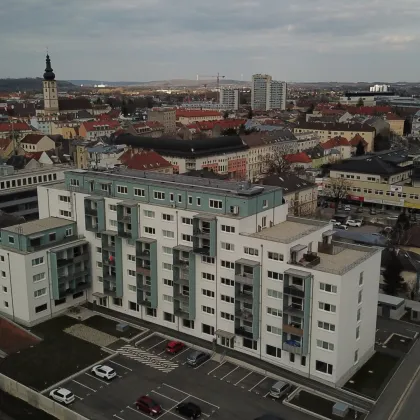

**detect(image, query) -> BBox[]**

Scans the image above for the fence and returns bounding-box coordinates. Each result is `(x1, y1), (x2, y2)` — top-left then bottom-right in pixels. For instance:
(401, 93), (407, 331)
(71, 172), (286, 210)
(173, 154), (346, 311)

(0, 373), (89, 420)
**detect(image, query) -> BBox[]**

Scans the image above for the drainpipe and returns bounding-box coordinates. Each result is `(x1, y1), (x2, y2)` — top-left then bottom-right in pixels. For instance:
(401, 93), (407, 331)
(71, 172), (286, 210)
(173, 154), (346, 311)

(259, 243), (263, 360)
(46, 251), (53, 320)
(6, 253), (15, 321)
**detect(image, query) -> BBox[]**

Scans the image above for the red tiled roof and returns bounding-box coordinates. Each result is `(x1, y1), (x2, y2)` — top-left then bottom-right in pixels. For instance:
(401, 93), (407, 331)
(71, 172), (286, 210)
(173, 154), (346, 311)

(321, 136), (350, 149)
(0, 138), (12, 150)
(108, 109), (120, 118)
(0, 317), (40, 355)
(120, 150), (172, 170)
(96, 113), (112, 120)
(196, 119), (246, 131)
(132, 121), (164, 130)
(24, 151), (44, 160)
(0, 122), (31, 132)
(176, 110), (222, 118)
(81, 120), (120, 132)
(350, 134), (367, 146)
(385, 113), (405, 121)
(21, 134), (53, 145)
(346, 105), (392, 116)
(284, 152), (312, 164)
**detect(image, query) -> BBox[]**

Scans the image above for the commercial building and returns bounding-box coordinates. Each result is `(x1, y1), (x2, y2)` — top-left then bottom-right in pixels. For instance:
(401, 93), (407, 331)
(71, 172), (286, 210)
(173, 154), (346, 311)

(412, 110), (420, 137)
(219, 88), (240, 111)
(147, 108), (176, 134)
(175, 110), (223, 125)
(251, 74), (287, 111)
(30, 169), (381, 386)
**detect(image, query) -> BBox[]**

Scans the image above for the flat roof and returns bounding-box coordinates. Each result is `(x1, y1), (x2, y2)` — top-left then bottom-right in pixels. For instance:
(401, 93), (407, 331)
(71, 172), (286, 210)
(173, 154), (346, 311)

(2, 217), (73, 236)
(379, 293), (405, 306)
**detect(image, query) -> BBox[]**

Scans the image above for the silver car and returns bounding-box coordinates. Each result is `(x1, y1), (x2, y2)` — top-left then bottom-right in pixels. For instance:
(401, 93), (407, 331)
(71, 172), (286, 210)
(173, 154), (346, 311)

(269, 380), (291, 399)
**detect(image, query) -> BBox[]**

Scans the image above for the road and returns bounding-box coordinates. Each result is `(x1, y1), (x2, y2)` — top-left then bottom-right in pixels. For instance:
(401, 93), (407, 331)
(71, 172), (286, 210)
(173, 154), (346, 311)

(393, 366), (420, 420)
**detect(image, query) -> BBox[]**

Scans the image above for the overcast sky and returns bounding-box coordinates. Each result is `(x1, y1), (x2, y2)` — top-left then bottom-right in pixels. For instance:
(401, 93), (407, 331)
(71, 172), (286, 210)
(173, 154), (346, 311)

(2, 0), (420, 82)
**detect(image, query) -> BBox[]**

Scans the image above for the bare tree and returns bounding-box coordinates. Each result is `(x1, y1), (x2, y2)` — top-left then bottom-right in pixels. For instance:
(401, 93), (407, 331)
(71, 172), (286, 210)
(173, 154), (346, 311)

(260, 149), (291, 176)
(324, 178), (351, 208)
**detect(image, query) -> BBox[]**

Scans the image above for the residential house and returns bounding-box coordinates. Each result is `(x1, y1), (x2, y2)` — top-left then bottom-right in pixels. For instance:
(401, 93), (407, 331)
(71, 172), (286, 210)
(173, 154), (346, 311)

(0, 138), (14, 159)
(119, 150), (173, 174)
(295, 132), (321, 152)
(284, 152), (312, 170)
(147, 108), (176, 134)
(0, 122), (33, 141)
(384, 113), (405, 136)
(320, 136), (351, 162)
(79, 120), (121, 141)
(20, 134), (55, 153)
(175, 110), (223, 125)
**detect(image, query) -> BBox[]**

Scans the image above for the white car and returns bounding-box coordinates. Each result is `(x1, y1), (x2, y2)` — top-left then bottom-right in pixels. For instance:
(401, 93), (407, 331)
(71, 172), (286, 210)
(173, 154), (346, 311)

(49, 388), (75, 405)
(344, 205), (351, 211)
(347, 219), (362, 227)
(336, 224), (348, 230)
(329, 219), (341, 226)
(91, 364), (117, 380)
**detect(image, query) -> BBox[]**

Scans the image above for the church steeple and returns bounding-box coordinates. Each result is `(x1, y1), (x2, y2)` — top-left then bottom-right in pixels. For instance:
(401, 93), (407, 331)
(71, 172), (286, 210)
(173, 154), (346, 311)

(43, 54), (56, 81)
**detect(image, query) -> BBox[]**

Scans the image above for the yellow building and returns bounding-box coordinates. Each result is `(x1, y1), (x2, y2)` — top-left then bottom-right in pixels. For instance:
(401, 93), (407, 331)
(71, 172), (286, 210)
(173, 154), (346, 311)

(385, 113), (405, 136)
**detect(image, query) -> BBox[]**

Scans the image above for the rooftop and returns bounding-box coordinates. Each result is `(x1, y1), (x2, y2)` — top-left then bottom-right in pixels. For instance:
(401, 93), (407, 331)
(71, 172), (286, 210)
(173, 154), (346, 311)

(2, 217), (73, 236)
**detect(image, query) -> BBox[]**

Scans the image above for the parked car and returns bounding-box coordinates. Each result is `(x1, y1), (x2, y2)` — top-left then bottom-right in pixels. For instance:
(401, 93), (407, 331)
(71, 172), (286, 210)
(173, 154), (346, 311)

(269, 380), (291, 399)
(355, 218), (364, 226)
(346, 219), (362, 227)
(344, 205), (351, 211)
(186, 350), (210, 367)
(166, 340), (185, 354)
(49, 388), (75, 405)
(136, 396), (163, 416)
(356, 207), (364, 213)
(255, 415), (285, 420)
(337, 203), (342, 210)
(91, 365), (117, 380)
(370, 209), (377, 215)
(176, 401), (201, 419)
(387, 215), (398, 221)
(335, 224), (348, 230)
(329, 219), (341, 226)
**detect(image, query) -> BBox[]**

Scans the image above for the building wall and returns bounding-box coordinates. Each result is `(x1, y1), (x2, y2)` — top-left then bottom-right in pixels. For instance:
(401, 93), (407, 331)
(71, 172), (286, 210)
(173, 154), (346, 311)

(251, 74), (271, 111)
(220, 88), (240, 111)
(43, 80), (59, 114)
(148, 109), (177, 134)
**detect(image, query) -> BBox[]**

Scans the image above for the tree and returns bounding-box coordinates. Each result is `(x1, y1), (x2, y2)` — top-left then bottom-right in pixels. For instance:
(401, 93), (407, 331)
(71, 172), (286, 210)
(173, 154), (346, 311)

(221, 128), (237, 136)
(95, 97), (102, 105)
(355, 140), (365, 156)
(306, 103), (315, 115)
(382, 249), (405, 296)
(247, 108), (253, 119)
(223, 111), (230, 120)
(260, 149), (291, 176)
(356, 98), (364, 107)
(121, 99), (128, 117)
(324, 178), (351, 208)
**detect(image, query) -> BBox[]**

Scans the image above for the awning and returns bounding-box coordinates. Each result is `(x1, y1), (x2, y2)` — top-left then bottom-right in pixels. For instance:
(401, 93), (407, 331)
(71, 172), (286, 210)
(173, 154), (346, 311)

(322, 230), (335, 237)
(28, 234), (44, 240)
(284, 268), (312, 278)
(290, 244), (307, 253)
(173, 245), (193, 252)
(215, 329), (235, 340)
(235, 258), (260, 267)
(92, 292), (107, 298)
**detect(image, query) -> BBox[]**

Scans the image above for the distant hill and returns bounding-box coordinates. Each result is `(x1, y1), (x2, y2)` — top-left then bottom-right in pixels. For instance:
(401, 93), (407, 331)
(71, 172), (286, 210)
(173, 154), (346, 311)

(0, 78), (76, 92)
(69, 79), (247, 88)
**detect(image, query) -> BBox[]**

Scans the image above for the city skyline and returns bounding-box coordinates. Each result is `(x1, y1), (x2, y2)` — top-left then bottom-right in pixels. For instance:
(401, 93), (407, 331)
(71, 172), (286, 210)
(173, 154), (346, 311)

(1, 0), (420, 82)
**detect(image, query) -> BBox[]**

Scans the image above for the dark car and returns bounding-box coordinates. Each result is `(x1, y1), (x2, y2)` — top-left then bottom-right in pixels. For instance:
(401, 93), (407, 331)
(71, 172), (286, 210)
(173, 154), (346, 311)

(166, 340), (185, 354)
(186, 351), (210, 367)
(176, 401), (201, 418)
(254, 415), (285, 420)
(136, 396), (163, 416)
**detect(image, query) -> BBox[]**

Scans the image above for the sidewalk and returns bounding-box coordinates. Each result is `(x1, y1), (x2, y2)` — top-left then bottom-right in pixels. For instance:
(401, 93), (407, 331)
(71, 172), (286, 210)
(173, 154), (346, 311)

(85, 303), (374, 411)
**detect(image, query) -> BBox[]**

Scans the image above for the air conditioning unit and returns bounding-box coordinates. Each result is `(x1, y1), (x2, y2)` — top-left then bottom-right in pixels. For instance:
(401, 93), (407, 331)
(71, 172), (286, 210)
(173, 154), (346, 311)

(257, 225), (262, 232)
(230, 206), (239, 215)
(270, 221), (274, 227)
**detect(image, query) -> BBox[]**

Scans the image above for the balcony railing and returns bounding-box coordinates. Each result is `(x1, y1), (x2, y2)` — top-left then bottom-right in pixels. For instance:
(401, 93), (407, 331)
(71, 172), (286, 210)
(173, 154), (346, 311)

(193, 246), (210, 255)
(103, 274), (116, 283)
(137, 282), (151, 292)
(284, 304), (304, 317)
(174, 308), (190, 318)
(118, 230), (132, 238)
(174, 292), (189, 303)
(85, 207), (98, 216)
(283, 285), (305, 298)
(235, 291), (254, 302)
(235, 309), (253, 321)
(173, 276), (189, 286)
(283, 323), (304, 336)
(173, 260), (189, 269)
(27, 234), (82, 253)
(136, 265), (151, 276)
(283, 341), (303, 355)
(103, 287), (117, 297)
(136, 251), (151, 260)
(102, 243), (116, 251)
(103, 257), (115, 266)
(121, 214), (131, 223)
(193, 228), (210, 238)
(290, 252), (320, 268)
(235, 326), (254, 340)
(235, 273), (254, 286)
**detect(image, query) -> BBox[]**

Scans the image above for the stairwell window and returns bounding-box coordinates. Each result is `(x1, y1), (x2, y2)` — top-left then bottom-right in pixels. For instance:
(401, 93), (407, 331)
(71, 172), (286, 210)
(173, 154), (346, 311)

(154, 191), (165, 200)
(134, 188), (145, 197)
(319, 302), (336, 313)
(117, 185), (127, 194)
(162, 230), (175, 239)
(209, 199), (222, 209)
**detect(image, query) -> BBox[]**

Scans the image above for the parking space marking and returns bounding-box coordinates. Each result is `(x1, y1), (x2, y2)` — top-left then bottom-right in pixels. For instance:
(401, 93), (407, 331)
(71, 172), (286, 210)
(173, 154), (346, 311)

(113, 415), (124, 420)
(151, 390), (179, 403)
(162, 383), (220, 409)
(194, 357), (212, 370)
(72, 380), (96, 392)
(84, 373), (110, 385)
(207, 361), (225, 375)
(109, 359), (133, 371)
(221, 365), (238, 380)
(169, 347), (189, 361)
(248, 376), (267, 392)
(127, 405), (152, 418)
(160, 395), (190, 419)
(234, 371), (252, 386)
(147, 338), (167, 352)
(73, 394), (83, 400)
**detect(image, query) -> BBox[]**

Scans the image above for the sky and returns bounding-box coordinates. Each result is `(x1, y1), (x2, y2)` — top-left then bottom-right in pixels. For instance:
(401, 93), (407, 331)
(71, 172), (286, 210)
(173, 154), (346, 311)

(1, 0), (420, 82)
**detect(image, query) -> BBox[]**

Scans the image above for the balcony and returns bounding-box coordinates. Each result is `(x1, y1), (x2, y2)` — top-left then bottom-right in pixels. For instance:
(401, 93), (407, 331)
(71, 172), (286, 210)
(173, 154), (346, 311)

(103, 287), (117, 297)
(102, 242), (116, 251)
(137, 282), (151, 292)
(283, 285), (305, 298)
(284, 304), (304, 317)
(174, 308), (190, 318)
(283, 323), (304, 336)
(138, 293), (152, 307)
(235, 308), (253, 321)
(235, 291), (253, 303)
(75, 281), (90, 292)
(235, 326), (254, 340)
(235, 272), (254, 286)
(283, 340), (303, 355)
(121, 214), (131, 223)
(28, 234), (81, 253)
(85, 207), (98, 216)
(173, 276), (189, 286)
(193, 228), (210, 239)
(58, 270), (88, 283)
(193, 246), (210, 256)
(136, 265), (151, 276)
(119, 230), (132, 238)
(173, 259), (189, 269)
(137, 251), (151, 260)
(174, 292), (189, 303)
(103, 257), (115, 266)
(103, 273), (116, 283)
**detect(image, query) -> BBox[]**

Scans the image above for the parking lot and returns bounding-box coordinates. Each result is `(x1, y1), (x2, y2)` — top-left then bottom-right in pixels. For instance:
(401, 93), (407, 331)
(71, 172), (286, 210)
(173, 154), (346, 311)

(50, 333), (310, 420)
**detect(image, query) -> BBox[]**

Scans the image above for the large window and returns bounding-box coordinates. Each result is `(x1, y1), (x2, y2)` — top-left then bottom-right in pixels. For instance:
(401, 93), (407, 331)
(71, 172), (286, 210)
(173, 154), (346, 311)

(315, 360), (333, 375)
(266, 345), (281, 358)
(209, 199), (222, 209)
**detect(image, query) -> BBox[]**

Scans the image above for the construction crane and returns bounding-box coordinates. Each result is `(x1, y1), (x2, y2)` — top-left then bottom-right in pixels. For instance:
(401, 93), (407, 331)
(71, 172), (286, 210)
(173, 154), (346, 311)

(196, 73), (226, 90)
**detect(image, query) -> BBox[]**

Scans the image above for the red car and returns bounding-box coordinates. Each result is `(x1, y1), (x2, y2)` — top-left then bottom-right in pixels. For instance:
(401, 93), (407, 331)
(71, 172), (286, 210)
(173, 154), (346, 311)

(166, 340), (185, 354)
(136, 396), (163, 416)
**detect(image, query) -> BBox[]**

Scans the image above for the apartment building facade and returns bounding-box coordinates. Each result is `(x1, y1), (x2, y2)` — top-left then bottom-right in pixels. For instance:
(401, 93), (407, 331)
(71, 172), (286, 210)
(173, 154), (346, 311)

(251, 74), (287, 111)
(36, 169), (381, 386)
(147, 108), (177, 134)
(219, 88), (240, 111)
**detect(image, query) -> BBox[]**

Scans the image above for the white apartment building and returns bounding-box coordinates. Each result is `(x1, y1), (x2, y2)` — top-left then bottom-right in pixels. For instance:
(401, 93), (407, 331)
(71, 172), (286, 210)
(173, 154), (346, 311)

(219, 88), (240, 111)
(251, 74), (287, 111)
(34, 169), (382, 386)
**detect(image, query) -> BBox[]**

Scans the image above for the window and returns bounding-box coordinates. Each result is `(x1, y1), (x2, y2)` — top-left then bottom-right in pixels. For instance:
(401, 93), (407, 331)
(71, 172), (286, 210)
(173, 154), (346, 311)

(188, 196), (193, 205)
(127, 254), (135, 262)
(65, 228), (73, 237)
(8, 236), (14, 244)
(318, 321), (335, 332)
(70, 179), (79, 187)
(33, 273), (46, 282)
(59, 210), (72, 218)
(169, 193), (174, 202)
(117, 185), (128, 194)
(154, 191), (165, 200)
(113, 298), (122, 306)
(202, 256), (215, 264)
(146, 307), (157, 317)
(301, 356), (306, 366)
(2, 286), (7, 293)
(221, 242), (234, 251)
(128, 284), (136, 292)
(109, 220), (117, 227)
(162, 213), (174, 221)
(267, 307), (282, 317)
(263, 199), (268, 208)
(221, 277), (234, 286)
(266, 345), (281, 358)
(267, 271), (283, 281)
(244, 247), (258, 256)
(358, 290), (363, 304)
(221, 294), (234, 303)
(1, 271), (5, 278)
(34, 288), (47, 298)
(221, 311), (234, 321)
(178, 194), (182, 203)
(356, 325), (360, 339)
(262, 216), (267, 228)
(32, 257), (44, 266)
(317, 340), (334, 351)
(134, 188), (145, 197)
(202, 305), (215, 314)
(109, 204), (117, 211)
(359, 272), (364, 286)
(163, 262), (173, 271)
(35, 303), (48, 314)
(197, 197), (201, 206)
(162, 246), (173, 255)
(354, 350), (359, 363)
(221, 225), (235, 233)
(4, 301), (9, 308)
(221, 260), (234, 269)
(267, 289), (282, 299)
(97, 261), (103, 268)
(289, 353), (295, 363)
(320, 283), (337, 293)
(202, 272), (215, 281)
(0, 256), (3, 262)
(209, 199), (222, 209)
(163, 278), (173, 286)
(144, 226), (155, 234)
(243, 338), (258, 350)
(183, 319), (194, 329)
(129, 301), (139, 312)
(182, 217), (192, 225)
(182, 234), (192, 242)
(267, 325), (282, 335)
(162, 230), (175, 239)
(128, 269), (136, 277)
(59, 195), (70, 202)
(319, 302), (336, 313)
(144, 210), (155, 218)
(357, 308), (361, 322)
(202, 289), (215, 298)
(163, 294), (173, 303)
(268, 252), (284, 261)
(315, 360), (333, 375)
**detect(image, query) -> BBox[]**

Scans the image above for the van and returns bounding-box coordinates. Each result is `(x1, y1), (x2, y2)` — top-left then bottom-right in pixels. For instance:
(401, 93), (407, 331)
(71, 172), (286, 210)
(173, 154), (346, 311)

(269, 380), (291, 399)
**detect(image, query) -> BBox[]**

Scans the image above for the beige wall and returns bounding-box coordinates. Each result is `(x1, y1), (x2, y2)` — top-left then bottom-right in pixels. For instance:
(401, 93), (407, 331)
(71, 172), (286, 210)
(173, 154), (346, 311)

(177, 115), (223, 124)
(388, 120), (404, 136)
(148, 109), (176, 134)
(284, 187), (318, 216)
(21, 136), (55, 152)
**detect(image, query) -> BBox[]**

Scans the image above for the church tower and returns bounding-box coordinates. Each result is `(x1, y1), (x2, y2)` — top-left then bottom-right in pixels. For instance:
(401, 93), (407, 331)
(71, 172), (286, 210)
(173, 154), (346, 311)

(43, 54), (59, 115)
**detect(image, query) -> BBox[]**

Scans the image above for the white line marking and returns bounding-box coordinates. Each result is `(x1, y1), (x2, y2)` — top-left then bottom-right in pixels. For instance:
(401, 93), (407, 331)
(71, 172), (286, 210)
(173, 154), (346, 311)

(263, 392), (270, 398)
(234, 371), (252, 386)
(158, 349), (167, 355)
(160, 395), (190, 419)
(207, 361), (225, 375)
(151, 390), (179, 403)
(72, 380), (97, 392)
(162, 383), (220, 409)
(147, 338), (167, 351)
(248, 376), (267, 392)
(84, 373), (110, 385)
(73, 394), (83, 400)
(109, 359), (133, 371)
(221, 366), (238, 380)
(127, 406), (151, 418)
(170, 347), (189, 360)
(113, 415), (125, 420)
(194, 357), (211, 370)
